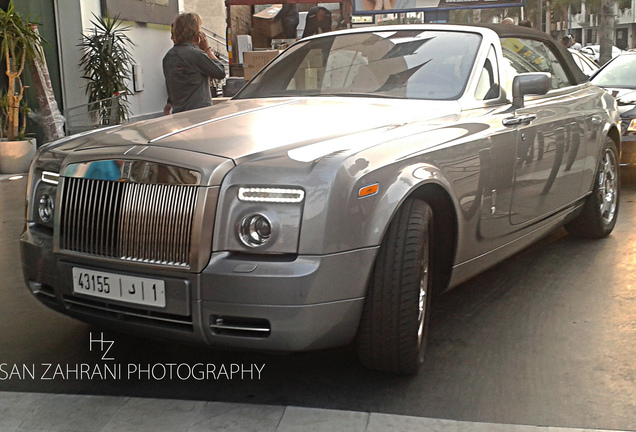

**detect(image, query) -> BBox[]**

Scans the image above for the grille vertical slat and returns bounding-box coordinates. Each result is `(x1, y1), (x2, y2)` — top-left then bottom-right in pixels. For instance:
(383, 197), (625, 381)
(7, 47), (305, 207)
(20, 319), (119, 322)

(109, 182), (122, 257)
(161, 185), (175, 264)
(99, 181), (110, 256)
(90, 180), (100, 255)
(119, 183), (134, 260)
(60, 177), (198, 267)
(150, 185), (162, 262)
(79, 180), (89, 253)
(182, 187), (196, 265)
(97, 181), (107, 256)
(73, 180), (82, 252)
(130, 184), (140, 260)
(167, 186), (179, 265)
(177, 186), (190, 265)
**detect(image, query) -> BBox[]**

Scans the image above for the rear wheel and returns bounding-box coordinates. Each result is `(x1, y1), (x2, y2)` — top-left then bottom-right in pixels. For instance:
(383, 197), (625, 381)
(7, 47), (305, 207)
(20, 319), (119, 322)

(356, 198), (433, 374)
(565, 137), (619, 239)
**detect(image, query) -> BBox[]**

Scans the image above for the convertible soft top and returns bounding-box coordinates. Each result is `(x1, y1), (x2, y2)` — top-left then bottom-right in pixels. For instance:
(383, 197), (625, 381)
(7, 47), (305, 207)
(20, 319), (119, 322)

(474, 23), (589, 85)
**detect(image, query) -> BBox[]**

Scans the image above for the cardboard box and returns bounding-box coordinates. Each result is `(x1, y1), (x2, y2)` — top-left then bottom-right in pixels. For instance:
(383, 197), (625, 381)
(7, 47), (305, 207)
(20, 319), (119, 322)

(229, 63), (244, 78)
(253, 5), (284, 38)
(243, 50), (281, 81)
(251, 30), (270, 49)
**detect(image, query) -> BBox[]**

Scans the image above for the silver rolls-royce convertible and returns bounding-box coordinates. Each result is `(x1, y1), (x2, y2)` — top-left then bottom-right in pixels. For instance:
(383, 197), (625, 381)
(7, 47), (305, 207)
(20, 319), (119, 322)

(21, 24), (621, 374)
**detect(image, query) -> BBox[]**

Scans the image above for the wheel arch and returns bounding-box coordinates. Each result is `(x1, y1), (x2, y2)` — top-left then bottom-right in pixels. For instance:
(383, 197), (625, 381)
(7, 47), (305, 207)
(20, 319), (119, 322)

(607, 125), (621, 155)
(370, 174), (459, 297)
(407, 182), (458, 296)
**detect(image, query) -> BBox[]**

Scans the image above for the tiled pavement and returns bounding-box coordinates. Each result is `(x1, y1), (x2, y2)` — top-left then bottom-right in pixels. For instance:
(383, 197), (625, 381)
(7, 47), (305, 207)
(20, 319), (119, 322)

(0, 391), (632, 432)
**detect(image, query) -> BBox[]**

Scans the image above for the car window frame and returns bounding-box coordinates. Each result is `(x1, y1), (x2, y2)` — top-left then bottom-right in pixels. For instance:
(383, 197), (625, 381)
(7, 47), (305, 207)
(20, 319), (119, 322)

(500, 37), (575, 94)
(474, 45), (501, 101)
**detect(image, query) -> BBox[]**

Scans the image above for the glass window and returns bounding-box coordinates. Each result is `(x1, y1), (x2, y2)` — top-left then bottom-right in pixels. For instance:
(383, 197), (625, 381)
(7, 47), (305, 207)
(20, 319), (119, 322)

(237, 30), (483, 101)
(475, 46), (500, 101)
(591, 55), (636, 89)
(501, 37), (572, 96)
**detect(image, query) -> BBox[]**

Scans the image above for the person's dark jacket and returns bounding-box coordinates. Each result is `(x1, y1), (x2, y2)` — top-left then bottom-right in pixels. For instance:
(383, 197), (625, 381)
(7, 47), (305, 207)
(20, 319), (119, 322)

(276, 4), (299, 39)
(162, 42), (225, 113)
(302, 6), (331, 38)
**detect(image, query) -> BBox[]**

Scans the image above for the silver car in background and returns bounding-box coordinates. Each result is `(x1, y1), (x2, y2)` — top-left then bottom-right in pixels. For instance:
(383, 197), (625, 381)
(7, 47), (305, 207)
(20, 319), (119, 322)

(590, 52), (636, 165)
(21, 24), (621, 374)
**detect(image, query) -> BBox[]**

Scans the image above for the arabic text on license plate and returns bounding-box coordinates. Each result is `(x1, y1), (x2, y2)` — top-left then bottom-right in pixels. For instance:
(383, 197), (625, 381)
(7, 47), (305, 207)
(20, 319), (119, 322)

(72, 268), (166, 307)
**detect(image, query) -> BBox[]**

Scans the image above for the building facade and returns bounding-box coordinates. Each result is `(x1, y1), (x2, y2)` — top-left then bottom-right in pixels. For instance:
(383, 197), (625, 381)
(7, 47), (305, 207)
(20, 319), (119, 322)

(570, 1), (636, 50)
(5, 0), (230, 143)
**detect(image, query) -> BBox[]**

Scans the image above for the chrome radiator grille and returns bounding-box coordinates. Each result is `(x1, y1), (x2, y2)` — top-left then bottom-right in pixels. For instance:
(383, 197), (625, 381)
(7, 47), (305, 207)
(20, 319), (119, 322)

(59, 177), (198, 267)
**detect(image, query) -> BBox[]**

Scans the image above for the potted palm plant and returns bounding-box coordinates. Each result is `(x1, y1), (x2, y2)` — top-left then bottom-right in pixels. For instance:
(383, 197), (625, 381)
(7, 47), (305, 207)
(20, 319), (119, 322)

(0, 1), (43, 174)
(78, 12), (134, 127)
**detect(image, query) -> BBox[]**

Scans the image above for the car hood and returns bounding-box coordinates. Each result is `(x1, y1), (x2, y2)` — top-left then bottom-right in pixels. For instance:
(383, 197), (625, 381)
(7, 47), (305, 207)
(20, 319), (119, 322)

(601, 88), (636, 117)
(53, 98), (460, 163)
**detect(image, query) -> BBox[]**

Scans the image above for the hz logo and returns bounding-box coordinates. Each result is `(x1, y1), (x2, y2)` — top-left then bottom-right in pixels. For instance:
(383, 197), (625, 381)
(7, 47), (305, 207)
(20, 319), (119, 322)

(89, 332), (115, 361)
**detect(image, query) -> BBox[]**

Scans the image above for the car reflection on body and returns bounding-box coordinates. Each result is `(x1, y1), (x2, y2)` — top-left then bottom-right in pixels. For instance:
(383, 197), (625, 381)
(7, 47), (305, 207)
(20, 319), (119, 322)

(590, 52), (636, 165)
(568, 47), (599, 77)
(21, 24), (621, 374)
(580, 44), (623, 63)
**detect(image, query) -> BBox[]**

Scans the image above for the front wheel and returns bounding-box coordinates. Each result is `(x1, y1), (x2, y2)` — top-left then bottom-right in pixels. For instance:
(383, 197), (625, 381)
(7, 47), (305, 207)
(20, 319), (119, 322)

(356, 198), (434, 374)
(565, 137), (619, 238)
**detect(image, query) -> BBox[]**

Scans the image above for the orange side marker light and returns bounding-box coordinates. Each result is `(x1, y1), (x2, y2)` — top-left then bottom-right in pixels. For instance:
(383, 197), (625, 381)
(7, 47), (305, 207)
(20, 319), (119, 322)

(358, 183), (379, 198)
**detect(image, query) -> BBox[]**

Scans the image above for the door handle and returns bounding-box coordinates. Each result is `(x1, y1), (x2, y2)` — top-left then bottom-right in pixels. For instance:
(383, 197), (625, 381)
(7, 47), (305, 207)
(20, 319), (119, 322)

(503, 114), (537, 127)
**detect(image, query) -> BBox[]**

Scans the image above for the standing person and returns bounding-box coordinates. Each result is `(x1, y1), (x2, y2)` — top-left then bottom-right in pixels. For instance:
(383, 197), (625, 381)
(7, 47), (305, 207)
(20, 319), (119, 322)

(275, 4), (299, 39)
(162, 13), (225, 114)
(561, 34), (573, 48)
(302, 6), (332, 38)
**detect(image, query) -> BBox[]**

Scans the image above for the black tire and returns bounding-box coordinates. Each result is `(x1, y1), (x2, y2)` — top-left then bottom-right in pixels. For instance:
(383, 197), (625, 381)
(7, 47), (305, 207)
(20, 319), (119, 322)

(356, 198), (433, 374)
(565, 137), (620, 238)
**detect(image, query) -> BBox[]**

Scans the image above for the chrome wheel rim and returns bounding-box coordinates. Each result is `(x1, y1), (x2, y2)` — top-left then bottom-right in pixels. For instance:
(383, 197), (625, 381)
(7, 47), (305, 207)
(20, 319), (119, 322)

(598, 147), (618, 225)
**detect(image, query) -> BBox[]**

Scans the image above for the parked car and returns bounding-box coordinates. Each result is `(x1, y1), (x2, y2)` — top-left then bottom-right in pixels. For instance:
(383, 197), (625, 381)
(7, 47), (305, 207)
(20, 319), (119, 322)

(580, 44), (622, 63)
(21, 24), (621, 374)
(569, 47), (599, 77)
(591, 51), (636, 165)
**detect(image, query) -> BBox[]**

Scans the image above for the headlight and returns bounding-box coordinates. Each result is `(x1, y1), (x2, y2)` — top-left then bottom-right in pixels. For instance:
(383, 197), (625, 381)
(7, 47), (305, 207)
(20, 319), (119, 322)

(214, 185), (305, 253)
(628, 118), (636, 133)
(38, 193), (55, 223)
(239, 213), (273, 247)
(238, 187), (305, 203)
(27, 168), (60, 227)
(41, 171), (60, 185)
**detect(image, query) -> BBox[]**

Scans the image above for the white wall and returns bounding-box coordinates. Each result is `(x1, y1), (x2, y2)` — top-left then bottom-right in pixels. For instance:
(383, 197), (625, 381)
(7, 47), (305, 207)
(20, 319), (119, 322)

(186, 0), (226, 41)
(55, 0), (173, 120)
(126, 24), (174, 119)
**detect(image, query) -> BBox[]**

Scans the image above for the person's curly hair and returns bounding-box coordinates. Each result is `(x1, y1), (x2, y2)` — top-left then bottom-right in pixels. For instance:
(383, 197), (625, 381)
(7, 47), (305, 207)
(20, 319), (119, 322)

(172, 13), (202, 44)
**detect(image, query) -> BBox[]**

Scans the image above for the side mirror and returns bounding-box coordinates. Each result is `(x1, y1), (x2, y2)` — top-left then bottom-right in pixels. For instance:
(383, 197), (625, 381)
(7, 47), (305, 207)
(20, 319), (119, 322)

(512, 72), (551, 108)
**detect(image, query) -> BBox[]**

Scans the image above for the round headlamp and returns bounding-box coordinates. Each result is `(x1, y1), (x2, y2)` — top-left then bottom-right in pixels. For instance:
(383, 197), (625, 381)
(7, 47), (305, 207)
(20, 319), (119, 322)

(38, 193), (54, 223)
(239, 214), (272, 247)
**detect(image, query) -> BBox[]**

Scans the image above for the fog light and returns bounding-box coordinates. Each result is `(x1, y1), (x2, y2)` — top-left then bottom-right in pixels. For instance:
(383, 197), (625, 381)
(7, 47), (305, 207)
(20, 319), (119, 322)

(38, 193), (54, 223)
(239, 214), (272, 247)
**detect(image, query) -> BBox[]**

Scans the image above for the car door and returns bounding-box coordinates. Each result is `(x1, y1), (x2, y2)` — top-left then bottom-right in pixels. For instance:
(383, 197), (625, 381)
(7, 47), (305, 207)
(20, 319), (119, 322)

(500, 37), (589, 225)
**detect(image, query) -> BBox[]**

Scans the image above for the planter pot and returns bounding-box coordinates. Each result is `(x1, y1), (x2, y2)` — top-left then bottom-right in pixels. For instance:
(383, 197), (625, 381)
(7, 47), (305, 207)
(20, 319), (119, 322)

(0, 138), (36, 174)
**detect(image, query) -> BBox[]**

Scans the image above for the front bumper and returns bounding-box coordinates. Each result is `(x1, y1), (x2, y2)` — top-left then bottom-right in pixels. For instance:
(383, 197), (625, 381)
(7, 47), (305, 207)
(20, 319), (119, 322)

(620, 134), (636, 166)
(20, 224), (378, 352)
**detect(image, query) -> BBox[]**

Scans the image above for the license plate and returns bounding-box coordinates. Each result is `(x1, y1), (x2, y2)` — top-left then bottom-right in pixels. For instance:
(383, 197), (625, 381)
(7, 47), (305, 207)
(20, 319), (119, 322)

(72, 267), (166, 308)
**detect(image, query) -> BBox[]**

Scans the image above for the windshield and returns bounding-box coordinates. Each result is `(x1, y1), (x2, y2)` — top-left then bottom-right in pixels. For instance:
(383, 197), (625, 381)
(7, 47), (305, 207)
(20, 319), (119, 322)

(592, 55), (636, 89)
(235, 30), (482, 101)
